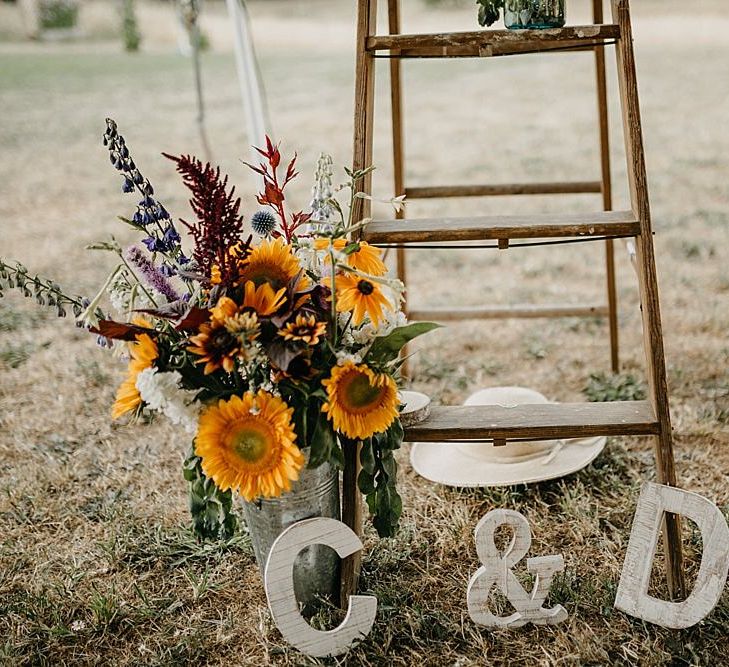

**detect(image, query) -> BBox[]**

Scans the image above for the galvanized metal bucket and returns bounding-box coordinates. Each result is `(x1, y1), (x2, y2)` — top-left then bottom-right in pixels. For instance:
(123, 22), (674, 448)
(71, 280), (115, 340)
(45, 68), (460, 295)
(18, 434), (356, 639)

(240, 457), (341, 609)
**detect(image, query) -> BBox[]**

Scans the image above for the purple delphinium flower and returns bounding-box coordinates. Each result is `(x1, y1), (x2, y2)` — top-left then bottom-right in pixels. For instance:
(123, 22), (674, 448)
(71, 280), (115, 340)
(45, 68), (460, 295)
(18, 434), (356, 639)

(124, 245), (181, 303)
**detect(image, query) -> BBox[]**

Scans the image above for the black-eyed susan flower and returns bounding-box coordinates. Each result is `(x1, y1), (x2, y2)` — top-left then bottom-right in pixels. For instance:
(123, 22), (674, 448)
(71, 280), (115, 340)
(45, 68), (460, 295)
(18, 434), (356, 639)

(335, 273), (392, 327)
(314, 238), (388, 276)
(278, 314), (327, 346)
(195, 391), (304, 501)
(322, 361), (399, 439)
(111, 330), (159, 419)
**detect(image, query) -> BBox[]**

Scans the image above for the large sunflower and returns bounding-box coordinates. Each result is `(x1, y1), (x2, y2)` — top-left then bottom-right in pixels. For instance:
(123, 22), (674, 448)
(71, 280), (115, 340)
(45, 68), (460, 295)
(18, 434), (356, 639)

(335, 273), (392, 327)
(322, 362), (399, 439)
(237, 237), (308, 291)
(314, 238), (387, 276)
(241, 280), (287, 317)
(195, 391), (304, 501)
(111, 329), (159, 419)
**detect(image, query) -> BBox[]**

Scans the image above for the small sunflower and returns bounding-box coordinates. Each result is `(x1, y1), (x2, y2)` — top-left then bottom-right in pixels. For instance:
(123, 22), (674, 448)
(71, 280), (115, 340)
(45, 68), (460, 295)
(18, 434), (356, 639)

(111, 329), (159, 419)
(335, 273), (392, 327)
(278, 314), (327, 345)
(195, 391), (305, 501)
(238, 237), (308, 290)
(241, 280), (287, 317)
(322, 362), (399, 439)
(314, 238), (387, 276)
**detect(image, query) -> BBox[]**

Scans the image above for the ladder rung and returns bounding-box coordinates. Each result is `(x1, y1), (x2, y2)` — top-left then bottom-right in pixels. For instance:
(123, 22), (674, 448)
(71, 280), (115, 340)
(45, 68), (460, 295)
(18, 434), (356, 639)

(404, 401), (659, 442)
(382, 41), (603, 59)
(363, 210), (639, 244)
(408, 303), (608, 321)
(405, 181), (602, 199)
(367, 24), (620, 55)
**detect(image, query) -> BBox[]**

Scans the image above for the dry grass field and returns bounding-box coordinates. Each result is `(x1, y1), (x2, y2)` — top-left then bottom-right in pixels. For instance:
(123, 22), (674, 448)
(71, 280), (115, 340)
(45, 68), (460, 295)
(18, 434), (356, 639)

(1, 0), (728, 664)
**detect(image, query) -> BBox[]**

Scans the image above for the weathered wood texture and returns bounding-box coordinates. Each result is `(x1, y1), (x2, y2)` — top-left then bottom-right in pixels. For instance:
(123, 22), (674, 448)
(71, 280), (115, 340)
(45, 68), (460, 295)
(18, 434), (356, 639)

(378, 40), (604, 59)
(343, 0), (377, 602)
(367, 24), (620, 52)
(403, 400), (658, 442)
(615, 483), (729, 629)
(363, 210), (638, 244)
(468, 509), (568, 628)
(408, 303), (608, 322)
(611, 0), (684, 598)
(398, 390), (431, 427)
(264, 518), (376, 657)
(405, 181), (602, 199)
(340, 440), (363, 605)
(593, 0), (620, 374)
(352, 0), (377, 231)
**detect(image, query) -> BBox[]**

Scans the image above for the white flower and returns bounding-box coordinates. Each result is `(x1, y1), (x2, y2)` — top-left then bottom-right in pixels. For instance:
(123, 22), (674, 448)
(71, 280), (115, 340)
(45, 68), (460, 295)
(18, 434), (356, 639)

(350, 306), (407, 346)
(336, 350), (363, 366)
(70, 620), (86, 632)
(136, 368), (200, 434)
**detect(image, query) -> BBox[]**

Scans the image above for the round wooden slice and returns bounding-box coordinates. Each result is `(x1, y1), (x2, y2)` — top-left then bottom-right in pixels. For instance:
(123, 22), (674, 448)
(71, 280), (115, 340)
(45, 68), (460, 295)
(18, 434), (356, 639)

(399, 391), (431, 427)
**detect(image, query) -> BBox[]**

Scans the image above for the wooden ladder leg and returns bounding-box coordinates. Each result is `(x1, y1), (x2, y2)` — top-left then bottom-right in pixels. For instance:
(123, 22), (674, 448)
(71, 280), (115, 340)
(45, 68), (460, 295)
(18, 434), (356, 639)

(593, 0), (620, 374)
(342, 0), (378, 605)
(388, 0), (412, 378)
(611, 0), (685, 599)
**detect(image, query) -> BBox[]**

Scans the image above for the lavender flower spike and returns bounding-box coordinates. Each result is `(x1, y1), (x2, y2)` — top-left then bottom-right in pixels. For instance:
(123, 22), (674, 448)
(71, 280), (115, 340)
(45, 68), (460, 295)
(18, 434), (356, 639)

(124, 245), (180, 303)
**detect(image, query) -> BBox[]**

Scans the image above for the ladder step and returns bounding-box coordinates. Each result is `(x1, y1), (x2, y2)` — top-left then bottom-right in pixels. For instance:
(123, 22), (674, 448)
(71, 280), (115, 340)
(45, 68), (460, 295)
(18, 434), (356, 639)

(408, 303), (608, 321)
(404, 401), (659, 442)
(405, 181), (602, 199)
(363, 210), (639, 244)
(367, 24), (620, 58)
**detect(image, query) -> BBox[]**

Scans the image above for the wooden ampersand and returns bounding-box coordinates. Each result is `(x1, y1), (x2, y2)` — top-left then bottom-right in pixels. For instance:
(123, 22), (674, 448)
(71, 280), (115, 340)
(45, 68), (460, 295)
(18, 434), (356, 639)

(467, 509), (568, 628)
(264, 518), (377, 658)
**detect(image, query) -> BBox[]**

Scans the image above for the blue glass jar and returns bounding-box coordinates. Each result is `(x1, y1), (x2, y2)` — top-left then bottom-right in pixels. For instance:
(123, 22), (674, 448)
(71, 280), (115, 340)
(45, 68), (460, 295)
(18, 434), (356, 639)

(504, 0), (566, 29)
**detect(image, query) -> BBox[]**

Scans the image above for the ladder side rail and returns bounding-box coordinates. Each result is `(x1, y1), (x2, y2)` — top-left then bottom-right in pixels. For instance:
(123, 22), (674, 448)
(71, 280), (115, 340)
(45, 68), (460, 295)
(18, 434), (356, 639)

(593, 0), (620, 372)
(344, 0), (379, 604)
(611, 0), (684, 598)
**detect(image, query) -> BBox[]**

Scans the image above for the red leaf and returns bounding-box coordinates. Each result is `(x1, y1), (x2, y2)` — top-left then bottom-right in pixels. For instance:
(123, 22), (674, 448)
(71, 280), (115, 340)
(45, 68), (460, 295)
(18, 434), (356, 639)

(265, 181), (284, 206)
(175, 307), (211, 331)
(90, 319), (156, 341)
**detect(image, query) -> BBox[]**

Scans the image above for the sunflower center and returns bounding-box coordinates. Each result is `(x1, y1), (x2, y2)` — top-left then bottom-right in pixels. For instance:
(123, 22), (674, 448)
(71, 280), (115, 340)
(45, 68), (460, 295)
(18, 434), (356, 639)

(343, 372), (385, 409)
(245, 263), (288, 290)
(231, 424), (270, 463)
(357, 279), (374, 295)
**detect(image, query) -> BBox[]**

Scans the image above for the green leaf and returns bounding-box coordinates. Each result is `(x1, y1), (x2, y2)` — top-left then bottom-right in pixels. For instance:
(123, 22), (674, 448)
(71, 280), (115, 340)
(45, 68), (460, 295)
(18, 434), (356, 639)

(308, 413), (336, 469)
(330, 442), (345, 470)
(366, 322), (441, 364)
(360, 438), (376, 475)
(358, 469), (375, 495)
(381, 451), (398, 482)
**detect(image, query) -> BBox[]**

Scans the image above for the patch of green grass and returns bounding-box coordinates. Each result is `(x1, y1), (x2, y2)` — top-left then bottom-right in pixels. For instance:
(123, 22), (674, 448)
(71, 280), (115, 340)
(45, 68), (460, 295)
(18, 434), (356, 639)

(75, 357), (111, 386)
(584, 372), (647, 402)
(0, 340), (39, 368)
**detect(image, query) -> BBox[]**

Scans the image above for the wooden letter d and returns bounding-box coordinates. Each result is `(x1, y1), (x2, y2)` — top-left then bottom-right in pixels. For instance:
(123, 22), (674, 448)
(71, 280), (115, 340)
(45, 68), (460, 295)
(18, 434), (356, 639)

(616, 482), (729, 629)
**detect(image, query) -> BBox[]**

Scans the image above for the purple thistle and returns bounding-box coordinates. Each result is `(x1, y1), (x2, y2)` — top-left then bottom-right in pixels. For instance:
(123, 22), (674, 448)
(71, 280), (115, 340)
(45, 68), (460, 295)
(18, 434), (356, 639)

(124, 245), (181, 303)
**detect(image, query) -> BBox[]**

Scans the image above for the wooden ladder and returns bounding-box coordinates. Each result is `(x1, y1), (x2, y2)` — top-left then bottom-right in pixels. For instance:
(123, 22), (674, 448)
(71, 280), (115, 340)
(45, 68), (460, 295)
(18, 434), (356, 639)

(342, 0), (685, 603)
(387, 0), (621, 374)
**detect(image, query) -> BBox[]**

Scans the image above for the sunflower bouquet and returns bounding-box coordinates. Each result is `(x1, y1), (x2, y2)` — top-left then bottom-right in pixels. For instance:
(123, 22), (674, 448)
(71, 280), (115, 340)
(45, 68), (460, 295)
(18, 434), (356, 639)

(0, 119), (437, 541)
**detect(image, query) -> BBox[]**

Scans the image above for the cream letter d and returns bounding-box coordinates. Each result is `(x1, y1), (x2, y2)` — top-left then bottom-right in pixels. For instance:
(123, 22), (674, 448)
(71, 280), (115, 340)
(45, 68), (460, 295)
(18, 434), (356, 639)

(615, 482), (729, 629)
